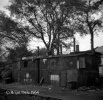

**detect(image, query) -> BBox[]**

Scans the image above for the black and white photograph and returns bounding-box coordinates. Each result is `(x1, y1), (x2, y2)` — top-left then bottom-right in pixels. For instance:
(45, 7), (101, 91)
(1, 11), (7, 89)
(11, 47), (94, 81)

(0, 0), (103, 100)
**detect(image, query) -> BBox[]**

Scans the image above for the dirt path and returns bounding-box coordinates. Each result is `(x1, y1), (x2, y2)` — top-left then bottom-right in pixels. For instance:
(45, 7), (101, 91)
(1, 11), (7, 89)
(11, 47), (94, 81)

(0, 83), (103, 100)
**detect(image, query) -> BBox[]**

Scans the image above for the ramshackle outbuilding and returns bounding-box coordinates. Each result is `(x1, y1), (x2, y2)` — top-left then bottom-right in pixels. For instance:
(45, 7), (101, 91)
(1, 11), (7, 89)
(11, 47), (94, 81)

(12, 52), (101, 88)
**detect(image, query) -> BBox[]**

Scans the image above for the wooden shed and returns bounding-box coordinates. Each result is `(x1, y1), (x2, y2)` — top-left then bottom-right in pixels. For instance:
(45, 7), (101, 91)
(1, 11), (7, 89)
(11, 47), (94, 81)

(40, 52), (101, 88)
(11, 52), (101, 87)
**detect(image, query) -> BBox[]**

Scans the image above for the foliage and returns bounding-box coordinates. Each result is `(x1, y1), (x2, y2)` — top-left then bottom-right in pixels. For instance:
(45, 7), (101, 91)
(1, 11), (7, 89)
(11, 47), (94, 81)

(1, 0), (102, 54)
(33, 47), (47, 56)
(1, 66), (12, 79)
(6, 45), (33, 62)
(0, 11), (31, 47)
(70, 0), (103, 50)
(7, 0), (86, 55)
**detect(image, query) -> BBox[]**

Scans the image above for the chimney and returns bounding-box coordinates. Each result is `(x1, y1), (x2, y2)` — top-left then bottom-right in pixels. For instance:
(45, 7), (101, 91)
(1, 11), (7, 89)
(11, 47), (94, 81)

(76, 45), (79, 52)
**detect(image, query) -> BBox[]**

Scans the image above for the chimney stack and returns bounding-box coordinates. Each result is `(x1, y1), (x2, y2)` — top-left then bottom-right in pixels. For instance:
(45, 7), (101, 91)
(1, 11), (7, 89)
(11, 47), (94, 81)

(76, 45), (79, 52)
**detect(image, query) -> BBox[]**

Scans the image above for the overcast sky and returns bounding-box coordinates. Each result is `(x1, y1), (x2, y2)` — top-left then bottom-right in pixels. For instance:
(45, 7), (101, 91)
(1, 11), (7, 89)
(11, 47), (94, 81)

(0, 0), (9, 10)
(0, 0), (103, 51)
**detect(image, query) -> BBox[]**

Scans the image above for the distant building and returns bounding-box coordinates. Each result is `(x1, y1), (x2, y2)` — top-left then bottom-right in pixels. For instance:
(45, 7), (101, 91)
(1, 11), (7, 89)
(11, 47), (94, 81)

(95, 46), (103, 54)
(95, 46), (103, 77)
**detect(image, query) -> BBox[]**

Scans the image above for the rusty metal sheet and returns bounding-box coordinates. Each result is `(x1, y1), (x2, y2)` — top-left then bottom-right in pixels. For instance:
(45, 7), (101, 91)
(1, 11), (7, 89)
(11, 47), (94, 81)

(67, 69), (78, 82)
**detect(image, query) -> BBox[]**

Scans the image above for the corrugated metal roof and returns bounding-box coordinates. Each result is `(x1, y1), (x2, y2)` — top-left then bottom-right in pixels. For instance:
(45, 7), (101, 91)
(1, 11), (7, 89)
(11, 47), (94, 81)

(21, 51), (101, 61)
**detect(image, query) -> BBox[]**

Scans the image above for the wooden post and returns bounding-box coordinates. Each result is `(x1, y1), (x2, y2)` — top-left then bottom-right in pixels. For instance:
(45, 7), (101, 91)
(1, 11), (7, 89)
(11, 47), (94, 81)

(18, 59), (21, 82)
(37, 59), (40, 84)
(37, 46), (40, 84)
(37, 46), (40, 56)
(73, 38), (76, 53)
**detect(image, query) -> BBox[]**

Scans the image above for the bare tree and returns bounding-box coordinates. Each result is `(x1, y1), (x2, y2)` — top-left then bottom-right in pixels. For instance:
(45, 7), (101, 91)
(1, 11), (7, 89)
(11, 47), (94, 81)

(69, 0), (103, 51)
(7, 0), (85, 55)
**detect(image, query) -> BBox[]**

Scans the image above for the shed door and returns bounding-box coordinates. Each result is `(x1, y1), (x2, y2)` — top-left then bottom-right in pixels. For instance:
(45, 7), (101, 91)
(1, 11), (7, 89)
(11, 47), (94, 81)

(60, 71), (67, 87)
(99, 67), (103, 76)
(67, 69), (78, 83)
(79, 57), (85, 68)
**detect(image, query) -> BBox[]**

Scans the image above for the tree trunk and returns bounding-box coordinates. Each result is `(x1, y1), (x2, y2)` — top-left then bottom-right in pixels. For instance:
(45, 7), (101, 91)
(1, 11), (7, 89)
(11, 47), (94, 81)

(57, 33), (60, 55)
(47, 47), (54, 56)
(86, 12), (94, 53)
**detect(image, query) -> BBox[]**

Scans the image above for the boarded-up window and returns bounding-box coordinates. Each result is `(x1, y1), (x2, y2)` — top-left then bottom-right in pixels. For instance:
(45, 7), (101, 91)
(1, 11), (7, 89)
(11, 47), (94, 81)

(42, 59), (47, 64)
(50, 75), (59, 81)
(67, 70), (78, 82)
(101, 58), (103, 65)
(99, 67), (103, 76)
(79, 57), (85, 68)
